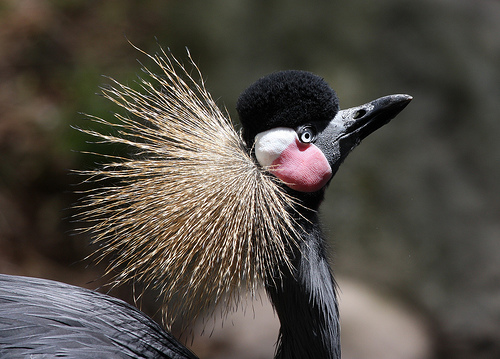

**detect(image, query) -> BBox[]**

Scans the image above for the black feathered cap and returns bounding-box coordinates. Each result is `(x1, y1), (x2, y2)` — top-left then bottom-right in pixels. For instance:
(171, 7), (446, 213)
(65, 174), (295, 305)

(236, 70), (339, 146)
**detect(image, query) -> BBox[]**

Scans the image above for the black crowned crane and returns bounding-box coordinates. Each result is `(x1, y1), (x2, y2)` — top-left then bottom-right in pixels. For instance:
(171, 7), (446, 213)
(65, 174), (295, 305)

(0, 48), (411, 359)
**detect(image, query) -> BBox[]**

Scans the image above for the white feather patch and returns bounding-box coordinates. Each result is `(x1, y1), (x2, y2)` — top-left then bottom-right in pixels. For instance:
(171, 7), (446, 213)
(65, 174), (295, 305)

(255, 127), (297, 167)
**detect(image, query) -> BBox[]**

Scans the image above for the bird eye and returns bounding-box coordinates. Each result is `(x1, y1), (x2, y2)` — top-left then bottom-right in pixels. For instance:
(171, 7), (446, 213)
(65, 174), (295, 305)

(297, 126), (317, 143)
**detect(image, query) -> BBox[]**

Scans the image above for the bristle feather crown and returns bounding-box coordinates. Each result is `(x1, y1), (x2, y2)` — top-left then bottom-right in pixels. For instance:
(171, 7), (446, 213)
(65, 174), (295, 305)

(75, 46), (301, 329)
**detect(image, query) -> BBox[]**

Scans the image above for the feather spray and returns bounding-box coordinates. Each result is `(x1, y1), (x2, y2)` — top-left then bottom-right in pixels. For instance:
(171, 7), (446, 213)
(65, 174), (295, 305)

(75, 46), (301, 330)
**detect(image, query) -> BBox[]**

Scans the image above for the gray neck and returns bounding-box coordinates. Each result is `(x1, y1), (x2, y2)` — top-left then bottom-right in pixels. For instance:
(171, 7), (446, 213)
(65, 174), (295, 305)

(266, 212), (340, 359)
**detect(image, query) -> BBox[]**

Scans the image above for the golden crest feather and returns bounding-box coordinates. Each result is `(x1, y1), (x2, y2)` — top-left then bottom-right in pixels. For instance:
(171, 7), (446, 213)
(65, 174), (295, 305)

(75, 46), (300, 329)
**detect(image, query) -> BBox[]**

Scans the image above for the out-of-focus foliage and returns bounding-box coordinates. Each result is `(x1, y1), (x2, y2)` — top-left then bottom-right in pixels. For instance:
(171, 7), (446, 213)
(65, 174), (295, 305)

(0, 0), (499, 358)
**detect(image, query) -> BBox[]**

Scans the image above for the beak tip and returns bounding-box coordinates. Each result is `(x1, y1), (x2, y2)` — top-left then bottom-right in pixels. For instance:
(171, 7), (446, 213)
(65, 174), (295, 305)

(386, 94), (413, 114)
(400, 94), (413, 105)
(394, 93), (413, 103)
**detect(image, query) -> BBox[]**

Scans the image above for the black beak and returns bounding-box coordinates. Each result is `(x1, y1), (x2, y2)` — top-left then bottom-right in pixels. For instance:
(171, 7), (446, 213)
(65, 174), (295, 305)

(315, 94), (412, 174)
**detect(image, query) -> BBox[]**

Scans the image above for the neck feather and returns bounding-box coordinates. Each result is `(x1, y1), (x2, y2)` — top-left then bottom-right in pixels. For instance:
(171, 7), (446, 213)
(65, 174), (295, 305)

(266, 209), (340, 359)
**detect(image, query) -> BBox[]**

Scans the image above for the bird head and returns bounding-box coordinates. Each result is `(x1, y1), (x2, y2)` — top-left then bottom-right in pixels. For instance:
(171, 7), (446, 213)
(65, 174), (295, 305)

(237, 71), (412, 205)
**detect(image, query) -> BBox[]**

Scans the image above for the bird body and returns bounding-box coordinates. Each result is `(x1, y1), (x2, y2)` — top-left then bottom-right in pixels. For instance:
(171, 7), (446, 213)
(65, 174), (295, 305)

(0, 48), (411, 358)
(0, 274), (197, 359)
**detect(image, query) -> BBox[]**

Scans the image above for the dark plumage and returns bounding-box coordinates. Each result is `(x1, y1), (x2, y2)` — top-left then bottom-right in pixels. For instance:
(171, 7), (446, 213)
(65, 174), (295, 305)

(0, 48), (411, 359)
(0, 274), (197, 359)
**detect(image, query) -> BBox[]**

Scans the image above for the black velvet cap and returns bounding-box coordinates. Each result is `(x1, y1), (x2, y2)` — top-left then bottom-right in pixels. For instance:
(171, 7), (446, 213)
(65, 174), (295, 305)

(236, 70), (339, 146)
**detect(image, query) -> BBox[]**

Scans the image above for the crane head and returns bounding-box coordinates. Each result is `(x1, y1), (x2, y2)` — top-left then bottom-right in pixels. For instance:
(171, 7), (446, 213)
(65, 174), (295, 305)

(237, 70), (412, 196)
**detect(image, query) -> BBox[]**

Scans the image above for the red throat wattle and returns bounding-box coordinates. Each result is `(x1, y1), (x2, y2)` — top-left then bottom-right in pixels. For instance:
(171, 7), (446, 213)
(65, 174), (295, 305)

(270, 139), (332, 192)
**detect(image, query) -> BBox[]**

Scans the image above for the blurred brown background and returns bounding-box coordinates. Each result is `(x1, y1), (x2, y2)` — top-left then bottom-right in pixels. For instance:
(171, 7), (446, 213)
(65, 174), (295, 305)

(1, 0), (499, 358)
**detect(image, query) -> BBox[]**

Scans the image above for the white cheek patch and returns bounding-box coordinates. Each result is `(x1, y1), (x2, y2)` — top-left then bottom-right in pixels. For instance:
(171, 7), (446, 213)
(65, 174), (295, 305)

(254, 128), (297, 167)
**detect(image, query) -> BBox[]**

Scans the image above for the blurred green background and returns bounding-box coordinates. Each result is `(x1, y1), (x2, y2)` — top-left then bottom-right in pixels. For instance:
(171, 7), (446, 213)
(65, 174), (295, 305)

(1, 0), (499, 358)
